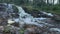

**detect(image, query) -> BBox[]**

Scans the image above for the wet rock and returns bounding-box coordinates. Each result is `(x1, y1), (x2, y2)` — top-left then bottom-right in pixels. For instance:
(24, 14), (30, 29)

(4, 26), (20, 34)
(7, 19), (15, 25)
(24, 28), (35, 34)
(23, 24), (49, 34)
(10, 26), (20, 34)
(53, 14), (60, 23)
(0, 26), (4, 31)
(49, 28), (60, 32)
(0, 26), (4, 34)
(0, 18), (8, 26)
(11, 22), (19, 27)
(23, 7), (54, 18)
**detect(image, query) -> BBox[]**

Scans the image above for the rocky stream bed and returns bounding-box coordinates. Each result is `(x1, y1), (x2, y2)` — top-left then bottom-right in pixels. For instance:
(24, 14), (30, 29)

(0, 3), (60, 34)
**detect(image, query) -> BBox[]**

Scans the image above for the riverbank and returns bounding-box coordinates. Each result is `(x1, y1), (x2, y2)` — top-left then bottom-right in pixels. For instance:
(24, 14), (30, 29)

(0, 3), (60, 34)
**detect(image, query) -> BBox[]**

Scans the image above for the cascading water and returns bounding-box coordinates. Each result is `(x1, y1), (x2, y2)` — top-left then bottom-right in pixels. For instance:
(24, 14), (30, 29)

(15, 6), (54, 27)
(0, 3), (60, 33)
(16, 6), (60, 32)
(5, 4), (60, 32)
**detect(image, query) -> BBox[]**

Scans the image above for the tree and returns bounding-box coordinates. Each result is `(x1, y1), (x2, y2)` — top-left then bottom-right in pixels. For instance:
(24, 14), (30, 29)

(59, 0), (60, 4)
(53, 0), (54, 5)
(47, 0), (49, 4)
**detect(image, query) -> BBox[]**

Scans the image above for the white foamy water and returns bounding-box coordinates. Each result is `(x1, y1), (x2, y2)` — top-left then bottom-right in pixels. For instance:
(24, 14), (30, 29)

(42, 12), (53, 17)
(14, 5), (55, 27)
(50, 28), (60, 32)
(5, 3), (60, 32)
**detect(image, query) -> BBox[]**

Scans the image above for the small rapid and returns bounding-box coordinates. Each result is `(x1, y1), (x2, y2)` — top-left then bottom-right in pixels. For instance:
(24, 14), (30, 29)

(15, 5), (54, 27)
(15, 5), (60, 32)
(0, 3), (60, 33)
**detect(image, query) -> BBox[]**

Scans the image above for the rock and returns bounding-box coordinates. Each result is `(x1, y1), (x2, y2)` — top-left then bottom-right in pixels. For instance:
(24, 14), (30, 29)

(11, 23), (19, 27)
(8, 19), (15, 24)
(4, 25), (20, 34)
(24, 24), (49, 34)
(49, 28), (60, 32)
(53, 14), (60, 22)
(23, 7), (54, 18)
(10, 26), (20, 34)
(24, 27), (36, 34)
(0, 26), (4, 33)
(0, 18), (8, 26)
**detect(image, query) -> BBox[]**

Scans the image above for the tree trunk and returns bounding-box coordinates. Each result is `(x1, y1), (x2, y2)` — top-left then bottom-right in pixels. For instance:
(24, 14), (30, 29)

(53, 0), (54, 5)
(59, 0), (60, 4)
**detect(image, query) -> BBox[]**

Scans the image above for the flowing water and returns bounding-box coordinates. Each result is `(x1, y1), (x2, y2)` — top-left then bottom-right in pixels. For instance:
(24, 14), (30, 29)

(14, 5), (60, 32)
(15, 5), (54, 27)
(1, 3), (60, 33)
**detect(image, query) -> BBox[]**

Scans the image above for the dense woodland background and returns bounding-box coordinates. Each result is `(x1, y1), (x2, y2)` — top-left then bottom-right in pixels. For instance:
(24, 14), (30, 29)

(0, 0), (60, 14)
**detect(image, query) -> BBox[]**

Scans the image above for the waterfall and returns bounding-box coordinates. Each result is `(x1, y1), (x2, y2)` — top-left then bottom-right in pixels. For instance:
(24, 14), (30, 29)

(15, 5), (54, 27)
(16, 6), (60, 32)
(1, 3), (60, 33)
(6, 4), (60, 33)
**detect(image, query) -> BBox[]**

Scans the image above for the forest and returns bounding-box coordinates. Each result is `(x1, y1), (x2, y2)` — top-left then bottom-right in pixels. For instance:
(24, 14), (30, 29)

(0, 0), (60, 14)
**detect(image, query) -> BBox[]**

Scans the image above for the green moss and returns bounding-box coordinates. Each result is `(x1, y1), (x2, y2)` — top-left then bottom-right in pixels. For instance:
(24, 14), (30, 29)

(12, 5), (18, 13)
(3, 26), (10, 33)
(19, 29), (25, 34)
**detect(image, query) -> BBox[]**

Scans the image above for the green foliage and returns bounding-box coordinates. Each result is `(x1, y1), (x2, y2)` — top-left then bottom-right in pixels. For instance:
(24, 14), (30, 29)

(19, 29), (25, 34)
(0, 0), (60, 14)
(3, 26), (11, 33)
(12, 5), (18, 13)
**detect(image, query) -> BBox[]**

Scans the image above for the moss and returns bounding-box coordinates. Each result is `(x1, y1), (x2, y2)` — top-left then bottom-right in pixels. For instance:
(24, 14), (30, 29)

(19, 29), (25, 34)
(3, 26), (10, 33)
(12, 5), (18, 13)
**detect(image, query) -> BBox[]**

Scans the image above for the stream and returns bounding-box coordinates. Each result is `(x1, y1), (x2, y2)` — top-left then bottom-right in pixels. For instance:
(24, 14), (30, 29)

(0, 3), (60, 34)
(15, 5), (60, 32)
